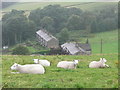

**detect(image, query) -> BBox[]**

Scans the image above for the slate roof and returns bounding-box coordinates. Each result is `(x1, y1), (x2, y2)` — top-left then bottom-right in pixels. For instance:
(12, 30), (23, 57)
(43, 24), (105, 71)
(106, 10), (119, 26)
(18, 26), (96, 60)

(36, 30), (57, 41)
(61, 42), (80, 55)
(61, 42), (91, 55)
(78, 43), (91, 51)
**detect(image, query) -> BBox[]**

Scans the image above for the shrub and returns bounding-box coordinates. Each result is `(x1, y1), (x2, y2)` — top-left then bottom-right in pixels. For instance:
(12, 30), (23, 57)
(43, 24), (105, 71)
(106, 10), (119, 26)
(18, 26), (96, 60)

(12, 45), (30, 55)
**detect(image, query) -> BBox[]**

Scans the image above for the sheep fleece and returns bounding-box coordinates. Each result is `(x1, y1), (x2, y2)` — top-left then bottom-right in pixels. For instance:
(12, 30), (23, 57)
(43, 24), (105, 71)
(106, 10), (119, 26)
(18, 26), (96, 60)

(17, 64), (45, 74)
(57, 61), (76, 69)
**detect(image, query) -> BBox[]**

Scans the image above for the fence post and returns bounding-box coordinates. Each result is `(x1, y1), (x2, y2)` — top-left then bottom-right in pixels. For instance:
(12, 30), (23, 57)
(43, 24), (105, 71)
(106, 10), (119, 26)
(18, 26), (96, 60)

(101, 38), (102, 54)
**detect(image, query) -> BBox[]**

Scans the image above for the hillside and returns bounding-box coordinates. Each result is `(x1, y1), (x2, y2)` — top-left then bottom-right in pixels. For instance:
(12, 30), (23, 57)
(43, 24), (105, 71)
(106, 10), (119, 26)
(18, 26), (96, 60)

(2, 2), (117, 12)
(68, 30), (118, 54)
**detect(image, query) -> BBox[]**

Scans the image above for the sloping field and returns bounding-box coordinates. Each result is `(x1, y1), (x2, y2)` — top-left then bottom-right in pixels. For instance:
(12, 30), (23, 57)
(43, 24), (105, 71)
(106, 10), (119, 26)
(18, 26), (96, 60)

(3, 2), (117, 12)
(2, 2), (80, 11)
(71, 2), (117, 11)
(69, 30), (118, 54)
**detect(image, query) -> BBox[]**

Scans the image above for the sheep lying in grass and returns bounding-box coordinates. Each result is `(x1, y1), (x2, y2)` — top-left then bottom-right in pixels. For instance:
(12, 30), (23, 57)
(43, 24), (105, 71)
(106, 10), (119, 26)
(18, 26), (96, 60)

(11, 63), (45, 74)
(89, 58), (110, 68)
(57, 60), (79, 69)
(33, 59), (50, 67)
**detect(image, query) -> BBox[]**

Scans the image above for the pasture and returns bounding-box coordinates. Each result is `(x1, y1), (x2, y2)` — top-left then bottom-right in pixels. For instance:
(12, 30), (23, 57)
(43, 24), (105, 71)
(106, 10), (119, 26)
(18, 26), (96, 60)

(2, 54), (118, 88)
(68, 30), (118, 54)
(3, 2), (117, 12)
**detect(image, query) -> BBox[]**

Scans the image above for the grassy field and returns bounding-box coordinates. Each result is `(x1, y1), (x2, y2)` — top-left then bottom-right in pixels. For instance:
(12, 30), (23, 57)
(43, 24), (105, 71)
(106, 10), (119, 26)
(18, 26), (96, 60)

(2, 54), (118, 88)
(2, 2), (117, 12)
(71, 2), (117, 11)
(2, 2), (80, 12)
(69, 30), (118, 54)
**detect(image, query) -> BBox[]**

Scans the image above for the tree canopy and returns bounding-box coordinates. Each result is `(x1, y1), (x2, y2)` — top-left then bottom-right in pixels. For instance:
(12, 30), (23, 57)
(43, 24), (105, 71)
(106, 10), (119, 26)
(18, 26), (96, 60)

(2, 4), (118, 46)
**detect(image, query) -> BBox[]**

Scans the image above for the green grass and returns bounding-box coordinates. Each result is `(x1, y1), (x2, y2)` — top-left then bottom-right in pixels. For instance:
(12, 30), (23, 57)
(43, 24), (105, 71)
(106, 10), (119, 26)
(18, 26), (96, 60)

(69, 30), (118, 54)
(3, 2), (117, 12)
(2, 54), (118, 88)
(3, 2), (79, 12)
(72, 2), (117, 11)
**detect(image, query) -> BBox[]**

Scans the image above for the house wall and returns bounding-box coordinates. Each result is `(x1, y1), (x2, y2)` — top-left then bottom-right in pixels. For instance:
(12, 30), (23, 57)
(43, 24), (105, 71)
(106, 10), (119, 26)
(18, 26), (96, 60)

(47, 38), (59, 49)
(85, 51), (91, 55)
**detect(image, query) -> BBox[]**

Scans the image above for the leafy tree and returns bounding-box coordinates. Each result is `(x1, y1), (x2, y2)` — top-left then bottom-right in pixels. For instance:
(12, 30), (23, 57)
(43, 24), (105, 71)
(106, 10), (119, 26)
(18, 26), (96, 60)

(29, 5), (83, 33)
(67, 14), (84, 30)
(97, 18), (117, 32)
(12, 45), (30, 55)
(58, 28), (70, 44)
(41, 16), (55, 33)
(2, 9), (36, 46)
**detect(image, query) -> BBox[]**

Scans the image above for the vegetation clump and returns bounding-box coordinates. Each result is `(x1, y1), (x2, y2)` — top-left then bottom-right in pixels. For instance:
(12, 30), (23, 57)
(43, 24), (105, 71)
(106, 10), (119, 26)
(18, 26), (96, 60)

(12, 45), (30, 55)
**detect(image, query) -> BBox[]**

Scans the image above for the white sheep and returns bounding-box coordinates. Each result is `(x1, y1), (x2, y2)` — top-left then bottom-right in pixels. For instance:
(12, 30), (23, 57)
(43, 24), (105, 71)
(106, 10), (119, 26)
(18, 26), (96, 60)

(10, 63), (45, 74)
(89, 58), (109, 68)
(33, 59), (50, 67)
(57, 60), (79, 69)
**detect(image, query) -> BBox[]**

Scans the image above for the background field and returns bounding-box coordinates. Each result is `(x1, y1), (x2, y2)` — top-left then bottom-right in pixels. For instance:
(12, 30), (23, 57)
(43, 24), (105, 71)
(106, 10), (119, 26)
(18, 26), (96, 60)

(2, 54), (118, 88)
(2, 2), (117, 12)
(68, 30), (118, 54)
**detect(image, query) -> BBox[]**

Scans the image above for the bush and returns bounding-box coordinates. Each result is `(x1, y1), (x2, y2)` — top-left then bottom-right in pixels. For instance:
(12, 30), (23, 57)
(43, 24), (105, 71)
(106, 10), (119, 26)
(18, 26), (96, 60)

(12, 45), (30, 55)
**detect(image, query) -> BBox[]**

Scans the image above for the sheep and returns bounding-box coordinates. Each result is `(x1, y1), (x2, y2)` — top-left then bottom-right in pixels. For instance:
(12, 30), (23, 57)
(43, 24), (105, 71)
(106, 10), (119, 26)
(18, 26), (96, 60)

(10, 63), (45, 74)
(89, 58), (110, 68)
(57, 60), (79, 69)
(33, 59), (50, 67)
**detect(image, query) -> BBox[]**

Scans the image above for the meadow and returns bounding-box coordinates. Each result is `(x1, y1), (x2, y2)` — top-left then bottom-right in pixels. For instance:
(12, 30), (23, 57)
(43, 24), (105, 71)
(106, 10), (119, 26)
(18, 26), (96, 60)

(2, 2), (117, 12)
(2, 54), (118, 88)
(68, 30), (118, 54)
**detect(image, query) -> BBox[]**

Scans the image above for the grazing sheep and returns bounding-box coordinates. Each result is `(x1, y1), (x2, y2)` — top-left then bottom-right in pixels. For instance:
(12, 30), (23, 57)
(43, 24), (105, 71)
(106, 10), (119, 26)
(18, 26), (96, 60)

(33, 59), (50, 67)
(10, 63), (45, 74)
(57, 60), (79, 69)
(89, 58), (109, 68)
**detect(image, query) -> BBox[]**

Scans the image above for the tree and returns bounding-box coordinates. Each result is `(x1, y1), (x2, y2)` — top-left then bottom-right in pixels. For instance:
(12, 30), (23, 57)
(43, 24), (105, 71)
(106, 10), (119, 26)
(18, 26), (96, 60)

(58, 28), (69, 44)
(67, 14), (84, 30)
(29, 5), (83, 33)
(41, 16), (54, 33)
(12, 45), (30, 55)
(2, 9), (36, 46)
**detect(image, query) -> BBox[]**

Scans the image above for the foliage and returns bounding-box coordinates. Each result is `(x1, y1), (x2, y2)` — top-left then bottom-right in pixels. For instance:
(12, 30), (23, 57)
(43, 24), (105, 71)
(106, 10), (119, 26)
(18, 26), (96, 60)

(2, 54), (118, 88)
(29, 5), (83, 33)
(2, 3), (118, 47)
(67, 14), (84, 30)
(12, 45), (30, 55)
(58, 28), (70, 44)
(41, 16), (55, 33)
(2, 9), (36, 46)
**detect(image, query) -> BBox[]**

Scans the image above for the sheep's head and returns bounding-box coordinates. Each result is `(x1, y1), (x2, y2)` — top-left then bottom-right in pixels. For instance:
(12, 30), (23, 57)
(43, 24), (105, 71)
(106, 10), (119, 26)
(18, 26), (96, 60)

(10, 63), (18, 70)
(103, 58), (107, 62)
(73, 60), (80, 64)
(33, 59), (39, 64)
(100, 58), (107, 63)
